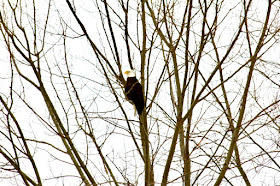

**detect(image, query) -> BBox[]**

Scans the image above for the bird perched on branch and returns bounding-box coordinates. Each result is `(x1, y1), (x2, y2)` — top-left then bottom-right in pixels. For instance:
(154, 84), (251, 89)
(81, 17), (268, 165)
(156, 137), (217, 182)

(124, 70), (144, 115)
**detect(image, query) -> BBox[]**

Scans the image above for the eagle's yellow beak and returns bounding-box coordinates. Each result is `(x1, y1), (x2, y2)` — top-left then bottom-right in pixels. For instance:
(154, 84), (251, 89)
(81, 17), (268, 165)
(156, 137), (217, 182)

(124, 70), (129, 74)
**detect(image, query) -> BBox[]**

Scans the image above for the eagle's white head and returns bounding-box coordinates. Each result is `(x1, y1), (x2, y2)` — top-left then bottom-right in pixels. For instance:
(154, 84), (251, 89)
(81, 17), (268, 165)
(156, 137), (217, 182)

(124, 70), (136, 77)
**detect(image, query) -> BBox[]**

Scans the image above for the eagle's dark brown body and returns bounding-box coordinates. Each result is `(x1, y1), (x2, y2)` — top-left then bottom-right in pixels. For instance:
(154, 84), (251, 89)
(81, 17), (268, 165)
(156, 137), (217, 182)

(125, 77), (144, 115)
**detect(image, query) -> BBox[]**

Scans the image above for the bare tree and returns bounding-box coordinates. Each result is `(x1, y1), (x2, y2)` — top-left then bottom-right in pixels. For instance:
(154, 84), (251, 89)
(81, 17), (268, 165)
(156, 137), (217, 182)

(0, 0), (280, 185)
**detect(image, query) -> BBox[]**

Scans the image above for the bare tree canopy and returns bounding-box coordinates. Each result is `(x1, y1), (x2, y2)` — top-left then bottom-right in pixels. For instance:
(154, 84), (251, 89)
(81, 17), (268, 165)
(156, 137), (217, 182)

(0, 0), (280, 185)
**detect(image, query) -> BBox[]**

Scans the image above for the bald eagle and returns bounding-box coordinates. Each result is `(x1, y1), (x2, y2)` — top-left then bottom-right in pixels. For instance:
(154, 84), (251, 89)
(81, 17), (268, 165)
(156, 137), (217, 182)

(124, 70), (144, 115)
